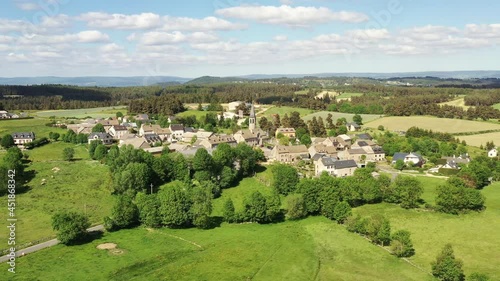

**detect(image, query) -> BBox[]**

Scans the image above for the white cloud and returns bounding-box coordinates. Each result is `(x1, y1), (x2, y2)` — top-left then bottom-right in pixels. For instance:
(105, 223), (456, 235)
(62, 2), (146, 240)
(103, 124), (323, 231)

(15, 2), (39, 11)
(273, 35), (288, 41)
(99, 43), (124, 53)
(79, 12), (162, 30)
(465, 24), (500, 38)
(215, 5), (369, 27)
(77, 30), (110, 43)
(129, 31), (218, 45)
(0, 14), (71, 34)
(345, 29), (390, 40)
(161, 16), (246, 31)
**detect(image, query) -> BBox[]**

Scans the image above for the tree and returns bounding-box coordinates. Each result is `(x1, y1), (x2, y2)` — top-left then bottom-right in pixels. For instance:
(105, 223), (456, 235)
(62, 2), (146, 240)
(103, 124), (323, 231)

(299, 134), (312, 146)
(286, 194), (307, 220)
(190, 186), (213, 229)
(93, 144), (107, 160)
(243, 191), (268, 223)
(375, 218), (391, 246)
(394, 159), (405, 171)
(92, 123), (106, 133)
(51, 211), (90, 245)
(296, 178), (323, 215)
(49, 132), (60, 141)
(105, 195), (139, 231)
(158, 182), (191, 228)
(212, 143), (235, 169)
(113, 162), (152, 194)
(135, 192), (161, 228)
(468, 273), (490, 281)
(353, 114), (363, 125)
(219, 166), (236, 189)
(222, 198), (236, 223)
(192, 148), (215, 174)
(62, 147), (75, 161)
(271, 164), (299, 195)
(88, 140), (101, 159)
(333, 201), (352, 224)
(337, 126), (348, 135)
(266, 190), (282, 222)
(1, 134), (14, 149)
(393, 176), (424, 209)
(378, 125), (385, 131)
(116, 111), (124, 118)
(391, 230), (414, 257)
(431, 244), (465, 281)
(435, 178), (485, 214)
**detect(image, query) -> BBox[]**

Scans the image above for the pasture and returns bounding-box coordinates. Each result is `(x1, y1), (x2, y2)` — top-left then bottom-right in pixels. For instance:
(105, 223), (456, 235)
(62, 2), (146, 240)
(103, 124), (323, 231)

(336, 92), (364, 101)
(176, 110), (221, 119)
(2, 218), (432, 281)
(257, 106), (316, 120)
(493, 103), (500, 110)
(303, 111), (382, 123)
(439, 97), (471, 110)
(0, 118), (67, 139)
(34, 106), (127, 119)
(354, 180), (500, 280)
(365, 116), (500, 134)
(0, 160), (113, 246)
(459, 132), (500, 147)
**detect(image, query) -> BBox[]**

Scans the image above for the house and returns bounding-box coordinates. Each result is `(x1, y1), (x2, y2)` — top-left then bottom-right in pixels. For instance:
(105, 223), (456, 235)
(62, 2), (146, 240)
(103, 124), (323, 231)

(233, 129), (269, 147)
(314, 156), (357, 177)
(271, 145), (310, 163)
(139, 124), (155, 136)
(228, 101), (245, 112)
(357, 133), (373, 140)
(135, 114), (149, 122)
(182, 130), (213, 143)
(322, 136), (351, 151)
(98, 119), (120, 132)
(308, 144), (338, 159)
(12, 132), (35, 145)
(143, 133), (162, 145)
(119, 137), (151, 149)
(169, 124), (185, 141)
(346, 122), (361, 132)
(488, 148), (498, 158)
(392, 152), (424, 166)
(275, 128), (296, 139)
(0, 110), (9, 119)
(200, 134), (237, 149)
(109, 125), (128, 140)
(337, 134), (352, 143)
(88, 133), (113, 145)
(441, 155), (470, 169)
(218, 111), (239, 120)
(67, 123), (94, 135)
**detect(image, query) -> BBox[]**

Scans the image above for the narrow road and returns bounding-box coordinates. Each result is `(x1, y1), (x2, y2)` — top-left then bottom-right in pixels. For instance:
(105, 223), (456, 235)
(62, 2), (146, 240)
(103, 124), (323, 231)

(0, 225), (104, 263)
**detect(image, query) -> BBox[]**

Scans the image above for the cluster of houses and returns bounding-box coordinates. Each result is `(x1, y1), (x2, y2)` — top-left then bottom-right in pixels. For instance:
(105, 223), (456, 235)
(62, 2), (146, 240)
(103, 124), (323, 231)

(0, 110), (27, 119)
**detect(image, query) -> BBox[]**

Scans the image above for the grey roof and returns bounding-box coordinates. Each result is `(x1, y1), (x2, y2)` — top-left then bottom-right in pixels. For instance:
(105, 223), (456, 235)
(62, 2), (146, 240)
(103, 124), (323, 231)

(170, 124), (184, 131)
(392, 152), (409, 161)
(144, 133), (162, 143)
(321, 157), (337, 166)
(347, 122), (361, 128)
(88, 132), (112, 139)
(357, 133), (372, 140)
(312, 153), (325, 161)
(334, 160), (358, 169)
(12, 132), (35, 139)
(357, 141), (369, 147)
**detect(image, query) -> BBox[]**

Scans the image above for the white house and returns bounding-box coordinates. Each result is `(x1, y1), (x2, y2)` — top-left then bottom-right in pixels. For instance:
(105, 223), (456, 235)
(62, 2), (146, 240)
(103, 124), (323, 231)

(489, 148), (498, 158)
(169, 124), (185, 141)
(314, 156), (358, 177)
(88, 133), (113, 145)
(12, 132), (35, 145)
(392, 152), (424, 166)
(109, 125), (128, 140)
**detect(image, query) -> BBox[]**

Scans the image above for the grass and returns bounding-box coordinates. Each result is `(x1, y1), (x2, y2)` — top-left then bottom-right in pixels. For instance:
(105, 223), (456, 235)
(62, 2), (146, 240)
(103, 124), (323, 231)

(25, 142), (91, 162)
(459, 132), (500, 147)
(257, 106), (316, 120)
(176, 110), (221, 119)
(0, 118), (67, 139)
(354, 179), (500, 280)
(439, 97), (471, 110)
(492, 103), (500, 110)
(365, 116), (500, 134)
(2, 217), (432, 281)
(34, 106), (127, 119)
(336, 92), (364, 100)
(303, 111), (383, 123)
(0, 160), (113, 246)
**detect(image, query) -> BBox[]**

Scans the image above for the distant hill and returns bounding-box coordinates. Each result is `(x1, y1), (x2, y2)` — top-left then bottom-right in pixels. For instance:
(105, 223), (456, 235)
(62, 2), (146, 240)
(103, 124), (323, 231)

(0, 76), (191, 87)
(184, 76), (249, 85)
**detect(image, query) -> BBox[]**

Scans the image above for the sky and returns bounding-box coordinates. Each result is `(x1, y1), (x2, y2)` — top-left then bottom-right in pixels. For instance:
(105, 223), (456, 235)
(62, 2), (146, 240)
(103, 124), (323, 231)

(0, 0), (499, 77)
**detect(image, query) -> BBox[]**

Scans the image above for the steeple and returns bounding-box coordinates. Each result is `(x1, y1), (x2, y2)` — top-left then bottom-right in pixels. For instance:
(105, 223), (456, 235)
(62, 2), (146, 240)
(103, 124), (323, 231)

(249, 102), (256, 132)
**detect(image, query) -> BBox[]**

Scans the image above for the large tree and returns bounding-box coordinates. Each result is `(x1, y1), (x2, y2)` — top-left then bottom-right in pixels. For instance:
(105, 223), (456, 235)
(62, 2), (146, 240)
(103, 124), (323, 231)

(286, 194), (307, 220)
(1, 134), (15, 149)
(243, 191), (268, 223)
(392, 176), (424, 209)
(391, 230), (415, 257)
(91, 123), (106, 133)
(62, 147), (75, 161)
(271, 164), (299, 195)
(189, 186), (213, 229)
(51, 211), (91, 245)
(431, 244), (465, 281)
(135, 192), (161, 228)
(104, 195), (139, 231)
(158, 182), (191, 228)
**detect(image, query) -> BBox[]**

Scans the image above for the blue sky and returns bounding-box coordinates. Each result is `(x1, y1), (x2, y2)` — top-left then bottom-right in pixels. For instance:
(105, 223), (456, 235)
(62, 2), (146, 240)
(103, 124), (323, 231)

(0, 0), (499, 77)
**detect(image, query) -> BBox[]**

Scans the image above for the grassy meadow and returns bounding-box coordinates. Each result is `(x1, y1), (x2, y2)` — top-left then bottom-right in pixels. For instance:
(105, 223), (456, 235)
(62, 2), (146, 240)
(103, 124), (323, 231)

(493, 103), (500, 110)
(365, 116), (500, 134)
(257, 106), (316, 120)
(303, 111), (382, 123)
(458, 132), (500, 147)
(0, 118), (67, 139)
(336, 92), (364, 100)
(34, 106), (127, 119)
(176, 110), (221, 119)
(438, 97), (471, 110)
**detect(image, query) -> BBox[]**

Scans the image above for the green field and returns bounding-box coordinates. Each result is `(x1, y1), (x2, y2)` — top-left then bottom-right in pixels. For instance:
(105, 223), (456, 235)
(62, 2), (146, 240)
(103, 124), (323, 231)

(493, 103), (500, 110)
(34, 106), (127, 119)
(366, 116), (500, 134)
(439, 97), (471, 110)
(355, 180), (500, 279)
(258, 106), (316, 120)
(2, 217), (432, 281)
(303, 111), (382, 123)
(0, 118), (68, 139)
(0, 152), (113, 246)
(459, 132), (500, 147)
(336, 92), (364, 100)
(176, 110), (221, 119)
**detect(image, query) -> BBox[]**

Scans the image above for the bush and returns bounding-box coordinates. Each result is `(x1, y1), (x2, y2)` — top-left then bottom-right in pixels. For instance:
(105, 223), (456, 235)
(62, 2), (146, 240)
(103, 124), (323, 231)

(286, 194), (307, 220)
(431, 244), (465, 281)
(333, 201), (351, 224)
(51, 211), (91, 245)
(390, 230), (415, 257)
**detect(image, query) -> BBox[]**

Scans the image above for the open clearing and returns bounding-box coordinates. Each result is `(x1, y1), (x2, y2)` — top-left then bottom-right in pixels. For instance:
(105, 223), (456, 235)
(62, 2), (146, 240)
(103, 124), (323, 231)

(258, 106), (316, 120)
(176, 110), (221, 119)
(459, 132), (500, 147)
(0, 118), (68, 139)
(365, 116), (500, 133)
(439, 97), (471, 110)
(34, 106), (127, 119)
(493, 103), (500, 110)
(303, 111), (382, 123)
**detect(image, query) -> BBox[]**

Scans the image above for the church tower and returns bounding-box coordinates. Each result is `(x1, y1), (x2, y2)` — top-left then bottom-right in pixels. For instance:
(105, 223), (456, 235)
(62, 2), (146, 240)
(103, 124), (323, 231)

(249, 102), (256, 132)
